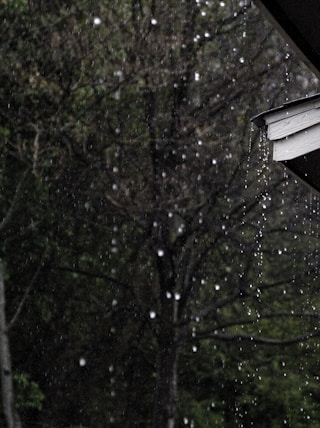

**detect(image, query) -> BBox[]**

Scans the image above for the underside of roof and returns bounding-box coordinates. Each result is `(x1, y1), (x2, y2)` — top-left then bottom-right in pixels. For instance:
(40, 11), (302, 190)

(255, 0), (320, 78)
(283, 151), (320, 195)
(253, 1), (320, 194)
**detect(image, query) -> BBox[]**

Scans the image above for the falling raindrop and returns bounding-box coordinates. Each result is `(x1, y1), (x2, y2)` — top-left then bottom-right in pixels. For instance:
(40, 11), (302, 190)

(93, 17), (102, 25)
(149, 310), (156, 319)
(79, 357), (86, 367)
(157, 249), (164, 257)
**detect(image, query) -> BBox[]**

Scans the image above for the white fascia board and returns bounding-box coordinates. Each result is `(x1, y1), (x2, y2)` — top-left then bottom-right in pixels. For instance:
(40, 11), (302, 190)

(273, 123), (320, 160)
(264, 99), (320, 126)
(268, 107), (320, 140)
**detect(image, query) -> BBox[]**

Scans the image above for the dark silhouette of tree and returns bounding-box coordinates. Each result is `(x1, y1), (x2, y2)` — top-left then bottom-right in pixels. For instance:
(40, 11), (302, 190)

(0, 0), (319, 427)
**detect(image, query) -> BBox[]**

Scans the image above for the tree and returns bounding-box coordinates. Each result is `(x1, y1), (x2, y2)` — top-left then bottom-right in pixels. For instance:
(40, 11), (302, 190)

(0, 263), (21, 428)
(0, 0), (320, 427)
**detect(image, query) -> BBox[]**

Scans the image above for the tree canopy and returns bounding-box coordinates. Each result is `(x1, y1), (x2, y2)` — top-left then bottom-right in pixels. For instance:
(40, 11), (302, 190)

(0, 0), (320, 427)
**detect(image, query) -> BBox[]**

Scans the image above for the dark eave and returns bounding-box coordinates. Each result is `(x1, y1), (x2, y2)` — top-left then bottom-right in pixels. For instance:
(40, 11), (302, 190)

(255, 0), (320, 78)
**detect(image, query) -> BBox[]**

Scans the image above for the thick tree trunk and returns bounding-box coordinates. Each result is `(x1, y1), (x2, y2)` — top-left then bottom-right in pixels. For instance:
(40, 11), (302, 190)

(0, 263), (21, 428)
(152, 233), (179, 428)
(152, 341), (178, 428)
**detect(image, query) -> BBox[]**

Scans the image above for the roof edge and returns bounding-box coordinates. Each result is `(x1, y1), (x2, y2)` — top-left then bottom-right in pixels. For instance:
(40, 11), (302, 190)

(251, 92), (320, 128)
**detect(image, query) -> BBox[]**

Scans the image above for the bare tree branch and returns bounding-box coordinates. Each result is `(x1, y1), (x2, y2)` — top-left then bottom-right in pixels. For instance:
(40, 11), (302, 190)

(0, 170), (29, 233)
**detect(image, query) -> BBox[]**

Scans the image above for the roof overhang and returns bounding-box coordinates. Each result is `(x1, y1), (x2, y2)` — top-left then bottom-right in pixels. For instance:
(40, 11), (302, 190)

(252, 94), (320, 194)
(252, 1), (320, 193)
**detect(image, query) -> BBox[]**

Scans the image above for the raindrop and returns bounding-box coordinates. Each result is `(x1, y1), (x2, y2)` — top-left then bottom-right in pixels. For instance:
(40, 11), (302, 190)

(215, 284), (220, 291)
(79, 357), (86, 367)
(157, 249), (164, 257)
(166, 291), (172, 299)
(220, 1), (225, 6)
(93, 17), (102, 25)
(192, 345), (198, 352)
(174, 292), (181, 301)
(151, 18), (158, 25)
(178, 225), (184, 233)
(239, 57), (245, 64)
(149, 310), (156, 319)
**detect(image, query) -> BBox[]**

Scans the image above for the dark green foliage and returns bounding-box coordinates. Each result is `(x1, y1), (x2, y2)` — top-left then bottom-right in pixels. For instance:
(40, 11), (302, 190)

(1, 0), (320, 427)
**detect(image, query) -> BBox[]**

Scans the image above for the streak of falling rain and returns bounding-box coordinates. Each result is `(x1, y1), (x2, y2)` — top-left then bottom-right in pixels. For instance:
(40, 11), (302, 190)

(254, 129), (270, 285)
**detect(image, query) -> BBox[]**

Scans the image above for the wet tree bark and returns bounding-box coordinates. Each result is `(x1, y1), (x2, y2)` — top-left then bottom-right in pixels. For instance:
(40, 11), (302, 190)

(152, 248), (178, 428)
(152, 333), (178, 428)
(0, 263), (21, 428)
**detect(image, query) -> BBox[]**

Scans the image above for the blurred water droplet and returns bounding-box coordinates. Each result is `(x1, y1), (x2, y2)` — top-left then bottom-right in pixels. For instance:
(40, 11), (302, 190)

(149, 311), (156, 319)
(174, 292), (181, 301)
(93, 17), (101, 25)
(79, 357), (86, 367)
